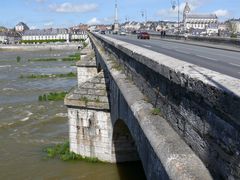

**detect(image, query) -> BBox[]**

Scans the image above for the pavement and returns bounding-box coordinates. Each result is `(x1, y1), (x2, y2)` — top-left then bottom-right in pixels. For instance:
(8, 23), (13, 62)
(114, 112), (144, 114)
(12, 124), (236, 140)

(105, 34), (240, 79)
(151, 36), (240, 53)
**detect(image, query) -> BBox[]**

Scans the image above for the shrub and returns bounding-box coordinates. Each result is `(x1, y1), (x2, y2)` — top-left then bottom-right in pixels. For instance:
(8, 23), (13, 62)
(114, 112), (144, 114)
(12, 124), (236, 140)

(28, 58), (58, 62)
(151, 108), (161, 115)
(20, 72), (77, 79)
(231, 33), (237, 38)
(16, 56), (21, 62)
(83, 42), (88, 48)
(38, 91), (67, 101)
(43, 141), (102, 162)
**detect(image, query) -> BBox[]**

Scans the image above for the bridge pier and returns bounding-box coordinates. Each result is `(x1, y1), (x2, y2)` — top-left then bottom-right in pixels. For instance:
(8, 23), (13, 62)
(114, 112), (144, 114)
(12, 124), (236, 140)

(65, 48), (139, 163)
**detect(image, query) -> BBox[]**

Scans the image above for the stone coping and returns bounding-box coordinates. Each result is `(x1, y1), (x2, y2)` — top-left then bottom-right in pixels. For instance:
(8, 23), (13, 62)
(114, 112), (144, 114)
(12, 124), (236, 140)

(76, 55), (96, 67)
(93, 33), (240, 127)
(94, 33), (240, 97)
(65, 72), (109, 111)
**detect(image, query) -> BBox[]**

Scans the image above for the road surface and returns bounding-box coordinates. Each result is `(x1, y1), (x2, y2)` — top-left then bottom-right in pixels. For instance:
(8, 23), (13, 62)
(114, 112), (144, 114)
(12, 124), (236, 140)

(106, 34), (240, 79)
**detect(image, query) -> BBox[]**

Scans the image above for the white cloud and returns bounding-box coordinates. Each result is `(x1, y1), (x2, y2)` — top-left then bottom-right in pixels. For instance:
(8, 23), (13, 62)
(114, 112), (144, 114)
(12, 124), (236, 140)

(87, 17), (101, 25)
(44, 21), (53, 26)
(49, 2), (98, 13)
(156, 0), (205, 18)
(87, 17), (113, 25)
(213, 9), (229, 17)
(35, 0), (46, 3)
(30, 25), (37, 29)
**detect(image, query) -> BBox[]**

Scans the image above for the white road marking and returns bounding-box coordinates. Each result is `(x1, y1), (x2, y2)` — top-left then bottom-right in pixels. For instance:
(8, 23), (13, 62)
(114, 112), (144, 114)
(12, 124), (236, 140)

(229, 63), (240, 67)
(195, 55), (218, 61)
(143, 44), (152, 48)
(174, 49), (192, 55)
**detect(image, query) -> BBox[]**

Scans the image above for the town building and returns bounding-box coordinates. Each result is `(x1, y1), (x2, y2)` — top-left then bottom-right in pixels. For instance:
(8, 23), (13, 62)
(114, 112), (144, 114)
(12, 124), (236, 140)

(71, 24), (89, 31)
(22, 28), (70, 42)
(228, 19), (240, 33)
(0, 26), (7, 32)
(21, 28), (87, 43)
(183, 2), (218, 31)
(0, 31), (20, 44)
(206, 24), (219, 35)
(121, 21), (143, 32)
(15, 22), (29, 32)
(70, 29), (88, 41)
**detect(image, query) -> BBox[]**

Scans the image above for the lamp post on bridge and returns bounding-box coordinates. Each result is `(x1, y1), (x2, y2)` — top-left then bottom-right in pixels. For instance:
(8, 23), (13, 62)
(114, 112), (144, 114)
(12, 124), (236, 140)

(171, 0), (180, 37)
(113, 0), (119, 34)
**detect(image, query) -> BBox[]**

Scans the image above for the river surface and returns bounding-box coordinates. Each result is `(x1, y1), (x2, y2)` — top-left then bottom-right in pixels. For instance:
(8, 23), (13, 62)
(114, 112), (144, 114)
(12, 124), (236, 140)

(0, 48), (146, 180)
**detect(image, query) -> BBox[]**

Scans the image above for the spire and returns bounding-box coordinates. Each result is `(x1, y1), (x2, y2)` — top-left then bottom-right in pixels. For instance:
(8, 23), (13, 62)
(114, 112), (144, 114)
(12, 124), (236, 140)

(184, 2), (191, 14)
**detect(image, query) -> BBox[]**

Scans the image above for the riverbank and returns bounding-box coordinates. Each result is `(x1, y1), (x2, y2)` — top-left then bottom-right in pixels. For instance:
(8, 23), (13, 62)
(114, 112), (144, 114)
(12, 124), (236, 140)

(0, 43), (81, 51)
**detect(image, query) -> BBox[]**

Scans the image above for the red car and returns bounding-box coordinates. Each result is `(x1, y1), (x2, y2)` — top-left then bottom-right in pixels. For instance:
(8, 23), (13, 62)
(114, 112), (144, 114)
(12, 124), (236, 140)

(137, 32), (150, 39)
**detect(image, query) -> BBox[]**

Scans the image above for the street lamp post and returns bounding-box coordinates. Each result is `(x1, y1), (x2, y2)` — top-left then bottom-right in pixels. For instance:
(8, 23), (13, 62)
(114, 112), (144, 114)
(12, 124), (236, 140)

(171, 0), (180, 37)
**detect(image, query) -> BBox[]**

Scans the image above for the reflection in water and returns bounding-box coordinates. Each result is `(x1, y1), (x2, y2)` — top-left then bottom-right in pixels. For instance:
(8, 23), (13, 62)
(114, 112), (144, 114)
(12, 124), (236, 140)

(0, 49), (146, 179)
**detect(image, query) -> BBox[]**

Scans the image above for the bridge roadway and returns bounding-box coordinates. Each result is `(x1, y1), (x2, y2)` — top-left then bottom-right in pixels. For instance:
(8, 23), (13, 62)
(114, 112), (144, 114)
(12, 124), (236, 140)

(106, 34), (240, 79)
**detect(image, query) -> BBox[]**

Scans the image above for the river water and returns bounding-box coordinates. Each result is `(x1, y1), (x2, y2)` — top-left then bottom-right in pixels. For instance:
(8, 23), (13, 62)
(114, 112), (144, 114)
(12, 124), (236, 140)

(0, 48), (146, 180)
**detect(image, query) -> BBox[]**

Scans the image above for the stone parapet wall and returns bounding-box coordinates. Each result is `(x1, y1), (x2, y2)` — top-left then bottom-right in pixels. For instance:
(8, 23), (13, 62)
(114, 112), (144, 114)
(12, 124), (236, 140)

(149, 33), (240, 47)
(91, 33), (240, 179)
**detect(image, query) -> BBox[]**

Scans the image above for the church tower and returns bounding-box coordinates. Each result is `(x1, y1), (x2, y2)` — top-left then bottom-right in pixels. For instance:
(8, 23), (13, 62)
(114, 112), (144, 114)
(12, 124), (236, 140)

(183, 2), (191, 21)
(183, 2), (191, 29)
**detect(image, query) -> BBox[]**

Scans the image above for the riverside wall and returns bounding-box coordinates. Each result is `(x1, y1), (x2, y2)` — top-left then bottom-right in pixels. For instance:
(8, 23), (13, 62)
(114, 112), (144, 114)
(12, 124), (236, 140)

(149, 33), (240, 47)
(0, 43), (82, 51)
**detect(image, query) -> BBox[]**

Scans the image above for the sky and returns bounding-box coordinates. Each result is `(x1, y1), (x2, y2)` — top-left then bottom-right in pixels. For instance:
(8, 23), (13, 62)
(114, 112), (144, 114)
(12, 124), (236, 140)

(0, 0), (239, 29)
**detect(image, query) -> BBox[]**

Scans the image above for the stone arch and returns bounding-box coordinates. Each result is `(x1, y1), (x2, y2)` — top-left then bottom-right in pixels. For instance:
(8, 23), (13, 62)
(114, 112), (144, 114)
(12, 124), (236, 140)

(112, 119), (139, 162)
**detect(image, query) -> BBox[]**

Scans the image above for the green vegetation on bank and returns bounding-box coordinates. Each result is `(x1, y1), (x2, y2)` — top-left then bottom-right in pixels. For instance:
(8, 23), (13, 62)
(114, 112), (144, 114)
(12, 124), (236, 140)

(20, 39), (66, 44)
(28, 53), (81, 62)
(71, 39), (86, 42)
(231, 33), (238, 38)
(62, 53), (81, 61)
(38, 91), (67, 101)
(16, 56), (21, 62)
(44, 141), (102, 162)
(79, 96), (89, 105)
(28, 58), (58, 62)
(151, 108), (161, 115)
(83, 42), (88, 48)
(20, 72), (77, 79)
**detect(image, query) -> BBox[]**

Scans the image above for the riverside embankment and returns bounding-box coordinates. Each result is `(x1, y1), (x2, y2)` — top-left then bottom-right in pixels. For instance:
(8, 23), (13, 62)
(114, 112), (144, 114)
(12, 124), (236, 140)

(0, 43), (80, 51)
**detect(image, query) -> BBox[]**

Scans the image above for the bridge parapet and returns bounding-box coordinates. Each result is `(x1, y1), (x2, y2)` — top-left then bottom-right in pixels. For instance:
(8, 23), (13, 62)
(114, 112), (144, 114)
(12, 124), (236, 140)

(90, 33), (212, 180)
(90, 33), (240, 179)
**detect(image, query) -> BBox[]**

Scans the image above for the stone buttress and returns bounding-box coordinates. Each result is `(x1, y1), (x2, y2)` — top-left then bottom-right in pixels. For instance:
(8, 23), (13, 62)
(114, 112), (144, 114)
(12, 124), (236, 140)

(64, 47), (114, 162)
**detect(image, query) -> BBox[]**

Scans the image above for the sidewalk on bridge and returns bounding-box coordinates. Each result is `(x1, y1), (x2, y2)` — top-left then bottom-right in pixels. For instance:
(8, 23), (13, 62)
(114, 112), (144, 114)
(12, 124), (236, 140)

(154, 37), (240, 53)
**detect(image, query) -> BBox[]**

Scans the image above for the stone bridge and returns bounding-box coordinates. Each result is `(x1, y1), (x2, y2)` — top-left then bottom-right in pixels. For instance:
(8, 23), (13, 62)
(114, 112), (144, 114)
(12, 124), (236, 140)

(65, 33), (240, 180)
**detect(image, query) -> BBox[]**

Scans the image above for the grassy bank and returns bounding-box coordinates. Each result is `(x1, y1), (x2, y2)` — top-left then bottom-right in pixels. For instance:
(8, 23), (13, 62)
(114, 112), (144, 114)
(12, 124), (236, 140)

(38, 91), (67, 101)
(44, 141), (102, 162)
(28, 53), (80, 62)
(20, 72), (77, 79)
(28, 58), (59, 62)
(62, 53), (81, 61)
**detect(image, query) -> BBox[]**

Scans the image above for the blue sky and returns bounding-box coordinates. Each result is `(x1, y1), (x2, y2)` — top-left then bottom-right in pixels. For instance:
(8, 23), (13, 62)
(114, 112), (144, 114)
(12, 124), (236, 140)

(0, 0), (239, 29)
